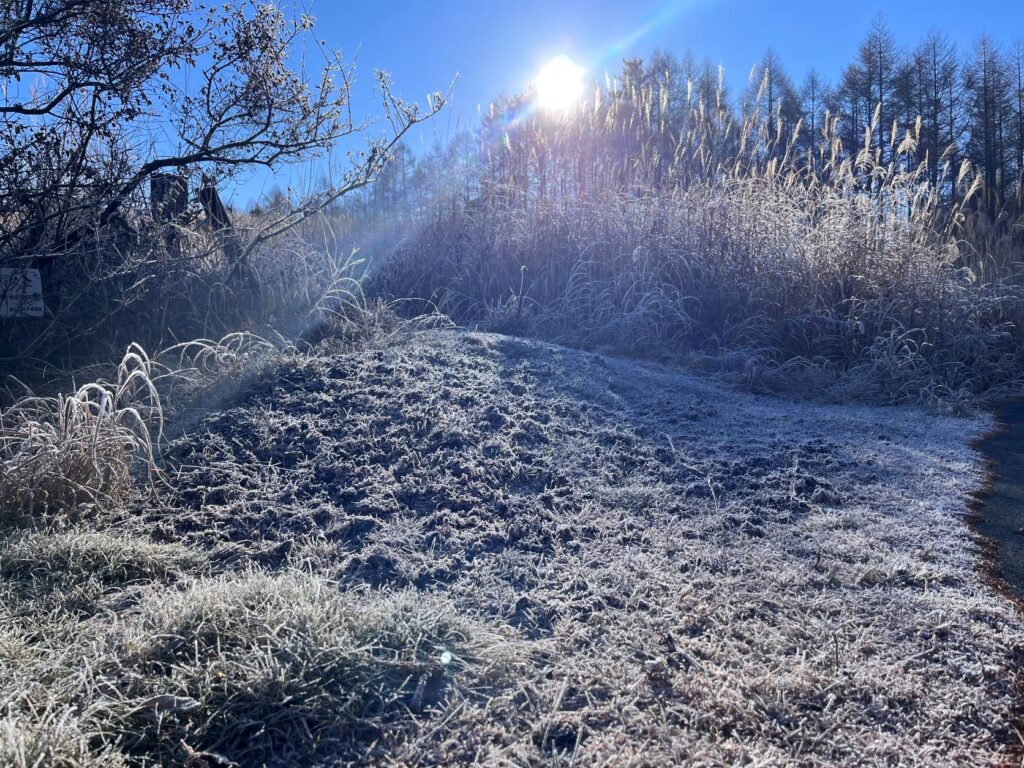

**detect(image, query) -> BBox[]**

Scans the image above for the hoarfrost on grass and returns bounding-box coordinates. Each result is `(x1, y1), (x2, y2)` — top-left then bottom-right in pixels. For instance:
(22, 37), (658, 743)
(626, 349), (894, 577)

(98, 328), (1022, 766)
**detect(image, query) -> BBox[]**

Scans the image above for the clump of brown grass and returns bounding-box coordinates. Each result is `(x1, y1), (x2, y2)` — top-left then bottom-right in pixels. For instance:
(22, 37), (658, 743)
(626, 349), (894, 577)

(0, 244), (380, 528)
(0, 345), (163, 524)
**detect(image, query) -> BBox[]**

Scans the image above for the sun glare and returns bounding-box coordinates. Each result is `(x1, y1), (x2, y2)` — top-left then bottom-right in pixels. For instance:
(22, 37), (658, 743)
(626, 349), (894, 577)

(534, 56), (585, 112)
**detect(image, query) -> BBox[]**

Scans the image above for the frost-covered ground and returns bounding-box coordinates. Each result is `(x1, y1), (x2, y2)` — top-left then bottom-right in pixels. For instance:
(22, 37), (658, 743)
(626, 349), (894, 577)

(126, 329), (1023, 765)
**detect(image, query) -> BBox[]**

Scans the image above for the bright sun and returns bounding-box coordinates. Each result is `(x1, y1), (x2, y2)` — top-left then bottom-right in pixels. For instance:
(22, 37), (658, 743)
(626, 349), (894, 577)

(534, 56), (585, 112)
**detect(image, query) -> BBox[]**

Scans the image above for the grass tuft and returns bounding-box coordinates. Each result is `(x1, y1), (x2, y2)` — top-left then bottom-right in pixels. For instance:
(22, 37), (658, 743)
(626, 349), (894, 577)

(0, 345), (163, 524)
(0, 569), (518, 767)
(0, 709), (128, 768)
(106, 573), (514, 764)
(0, 529), (206, 618)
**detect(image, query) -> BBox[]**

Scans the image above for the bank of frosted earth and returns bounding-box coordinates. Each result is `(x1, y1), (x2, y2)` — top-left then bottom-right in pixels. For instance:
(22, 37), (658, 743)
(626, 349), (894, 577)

(123, 329), (1021, 765)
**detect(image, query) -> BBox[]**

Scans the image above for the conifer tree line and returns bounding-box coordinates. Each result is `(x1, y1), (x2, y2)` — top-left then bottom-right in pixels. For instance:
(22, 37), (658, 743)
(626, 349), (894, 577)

(803, 19), (1023, 218)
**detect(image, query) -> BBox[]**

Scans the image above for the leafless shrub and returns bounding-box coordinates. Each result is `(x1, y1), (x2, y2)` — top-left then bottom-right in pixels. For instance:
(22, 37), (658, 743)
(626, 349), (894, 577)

(0, 1), (447, 374)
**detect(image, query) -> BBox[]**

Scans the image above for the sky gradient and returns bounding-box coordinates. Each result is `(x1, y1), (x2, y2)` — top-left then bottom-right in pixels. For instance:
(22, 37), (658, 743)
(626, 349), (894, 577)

(234, 0), (1024, 206)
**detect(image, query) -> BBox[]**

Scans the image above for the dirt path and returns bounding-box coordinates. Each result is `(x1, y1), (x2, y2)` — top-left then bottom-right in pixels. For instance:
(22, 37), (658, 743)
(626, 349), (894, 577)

(130, 329), (1024, 765)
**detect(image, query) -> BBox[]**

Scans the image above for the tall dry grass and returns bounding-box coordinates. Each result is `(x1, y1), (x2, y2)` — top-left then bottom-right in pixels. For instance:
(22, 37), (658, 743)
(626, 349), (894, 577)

(374, 78), (1024, 409)
(0, 345), (162, 524)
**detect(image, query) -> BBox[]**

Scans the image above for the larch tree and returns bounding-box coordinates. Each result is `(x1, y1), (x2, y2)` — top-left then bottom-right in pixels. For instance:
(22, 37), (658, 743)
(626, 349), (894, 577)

(1011, 40), (1024, 206)
(797, 69), (829, 165)
(912, 30), (964, 191)
(743, 49), (801, 157)
(831, 63), (866, 159)
(857, 16), (900, 162)
(964, 35), (1014, 215)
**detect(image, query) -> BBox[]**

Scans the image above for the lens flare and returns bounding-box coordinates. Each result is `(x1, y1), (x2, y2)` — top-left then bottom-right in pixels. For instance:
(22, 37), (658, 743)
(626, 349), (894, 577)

(533, 56), (585, 112)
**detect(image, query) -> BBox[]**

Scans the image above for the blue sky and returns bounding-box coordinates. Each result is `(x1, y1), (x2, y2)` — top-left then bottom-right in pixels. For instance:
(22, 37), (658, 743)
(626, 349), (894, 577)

(234, 0), (1024, 206)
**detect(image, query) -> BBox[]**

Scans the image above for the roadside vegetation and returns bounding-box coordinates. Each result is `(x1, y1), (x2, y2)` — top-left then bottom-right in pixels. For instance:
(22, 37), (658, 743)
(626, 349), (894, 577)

(337, 26), (1024, 412)
(372, 50), (1024, 409)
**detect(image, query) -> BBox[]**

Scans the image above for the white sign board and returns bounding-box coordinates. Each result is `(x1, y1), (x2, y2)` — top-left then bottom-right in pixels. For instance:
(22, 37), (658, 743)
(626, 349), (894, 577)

(0, 267), (45, 318)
